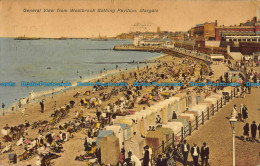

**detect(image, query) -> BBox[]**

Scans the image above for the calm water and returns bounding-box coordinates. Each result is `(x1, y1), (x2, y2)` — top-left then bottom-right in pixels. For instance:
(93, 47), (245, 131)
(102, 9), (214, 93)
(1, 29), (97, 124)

(0, 38), (161, 110)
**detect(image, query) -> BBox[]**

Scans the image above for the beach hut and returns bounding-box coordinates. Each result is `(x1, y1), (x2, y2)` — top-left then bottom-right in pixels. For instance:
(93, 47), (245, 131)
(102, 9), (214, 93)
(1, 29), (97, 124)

(135, 112), (149, 135)
(210, 94), (222, 100)
(157, 127), (174, 148)
(100, 135), (120, 165)
(162, 98), (176, 122)
(124, 115), (140, 135)
(145, 130), (164, 157)
(204, 97), (218, 106)
(159, 101), (168, 124)
(186, 95), (193, 108)
(162, 122), (183, 136)
(104, 125), (124, 150)
(146, 110), (156, 127)
(140, 109), (154, 132)
(150, 103), (163, 116)
(114, 123), (130, 141)
(124, 135), (145, 159)
(185, 110), (197, 117)
(97, 130), (113, 148)
(175, 93), (186, 113)
(179, 113), (195, 122)
(126, 114), (144, 136)
(189, 104), (208, 116)
(114, 118), (134, 138)
(198, 102), (211, 109)
(169, 119), (188, 128)
(172, 97), (181, 114)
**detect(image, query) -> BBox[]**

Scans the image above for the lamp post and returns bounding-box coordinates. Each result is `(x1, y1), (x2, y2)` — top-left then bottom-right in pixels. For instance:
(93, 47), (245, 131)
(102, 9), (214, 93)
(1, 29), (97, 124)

(229, 117), (237, 166)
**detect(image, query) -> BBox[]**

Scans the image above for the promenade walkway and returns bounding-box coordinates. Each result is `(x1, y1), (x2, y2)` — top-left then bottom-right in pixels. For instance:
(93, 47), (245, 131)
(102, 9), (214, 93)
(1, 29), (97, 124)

(176, 88), (260, 166)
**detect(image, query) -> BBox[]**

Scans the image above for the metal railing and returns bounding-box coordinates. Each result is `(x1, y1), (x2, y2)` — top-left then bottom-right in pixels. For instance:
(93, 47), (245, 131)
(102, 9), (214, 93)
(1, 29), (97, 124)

(151, 89), (237, 163)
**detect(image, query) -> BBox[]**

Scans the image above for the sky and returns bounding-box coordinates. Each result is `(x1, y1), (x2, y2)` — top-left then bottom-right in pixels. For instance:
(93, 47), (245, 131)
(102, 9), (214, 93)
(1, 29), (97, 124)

(0, 0), (259, 38)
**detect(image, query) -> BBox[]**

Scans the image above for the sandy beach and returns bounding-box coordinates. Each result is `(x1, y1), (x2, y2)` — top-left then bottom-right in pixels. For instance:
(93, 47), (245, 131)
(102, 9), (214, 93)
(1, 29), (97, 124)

(0, 52), (258, 166)
(0, 53), (184, 165)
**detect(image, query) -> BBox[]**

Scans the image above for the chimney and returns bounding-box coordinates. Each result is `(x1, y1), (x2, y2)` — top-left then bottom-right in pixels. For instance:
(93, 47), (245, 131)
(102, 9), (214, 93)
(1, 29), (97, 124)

(215, 20), (218, 26)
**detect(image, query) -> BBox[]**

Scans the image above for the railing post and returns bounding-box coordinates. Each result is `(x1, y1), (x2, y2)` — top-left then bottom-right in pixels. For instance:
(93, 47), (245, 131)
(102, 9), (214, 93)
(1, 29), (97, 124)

(162, 141), (165, 153)
(224, 96), (226, 105)
(234, 88), (236, 97)
(196, 116), (198, 130)
(221, 97), (223, 108)
(189, 121), (192, 136)
(172, 133), (175, 150)
(202, 112), (204, 125)
(181, 127), (184, 141)
(212, 104), (214, 116)
(207, 107), (210, 120)
(217, 100), (219, 112)
(231, 90), (233, 100)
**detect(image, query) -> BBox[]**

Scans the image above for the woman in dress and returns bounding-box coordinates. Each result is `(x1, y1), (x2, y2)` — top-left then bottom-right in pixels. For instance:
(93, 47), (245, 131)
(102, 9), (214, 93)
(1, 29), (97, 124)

(243, 123), (250, 142)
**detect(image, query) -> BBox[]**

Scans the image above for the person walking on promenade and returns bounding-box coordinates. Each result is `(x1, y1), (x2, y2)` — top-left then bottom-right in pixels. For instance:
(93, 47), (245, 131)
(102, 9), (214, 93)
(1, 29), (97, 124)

(241, 105), (248, 122)
(231, 104), (238, 119)
(181, 139), (190, 166)
(201, 142), (209, 166)
(156, 154), (163, 166)
(238, 104), (243, 122)
(251, 121), (257, 141)
(191, 143), (200, 166)
(243, 123), (250, 142)
(143, 145), (150, 166)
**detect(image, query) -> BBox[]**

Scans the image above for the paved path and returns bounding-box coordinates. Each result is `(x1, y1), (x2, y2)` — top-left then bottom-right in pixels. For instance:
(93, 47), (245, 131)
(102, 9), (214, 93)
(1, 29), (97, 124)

(177, 88), (260, 166)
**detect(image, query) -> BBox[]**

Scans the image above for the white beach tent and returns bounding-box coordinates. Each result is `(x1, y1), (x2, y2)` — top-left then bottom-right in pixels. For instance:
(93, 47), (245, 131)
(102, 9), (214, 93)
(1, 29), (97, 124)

(104, 125), (124, 150)
(162, 121), (183, 136)
(204, 97), (218, 106)
(135, 112), (149, 135)
(124, 134), (145, 159)
(180, 113), (195, 121)
(126, 114), (143, 136)
(210, 94), (222, 100)
(175, 93), (186, 113)
(114, 118), (135, 138)
(162, 98), (175, 122)
(140, 109), (154, 129)
(190, 105), (208, 116)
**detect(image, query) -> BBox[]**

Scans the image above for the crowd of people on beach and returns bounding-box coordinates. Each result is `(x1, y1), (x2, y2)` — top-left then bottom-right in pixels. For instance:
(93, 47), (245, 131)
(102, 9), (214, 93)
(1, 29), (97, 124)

(0, 51), (259, 166)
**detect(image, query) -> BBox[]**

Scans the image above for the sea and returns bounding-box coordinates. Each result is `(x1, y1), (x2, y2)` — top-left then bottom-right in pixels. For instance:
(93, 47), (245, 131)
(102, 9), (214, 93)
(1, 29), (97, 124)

(0, 38), (162, 112)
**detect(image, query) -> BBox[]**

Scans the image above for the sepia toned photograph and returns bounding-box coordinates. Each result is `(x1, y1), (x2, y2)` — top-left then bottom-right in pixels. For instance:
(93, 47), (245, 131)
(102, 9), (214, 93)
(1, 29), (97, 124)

(0, 0), (260, 165)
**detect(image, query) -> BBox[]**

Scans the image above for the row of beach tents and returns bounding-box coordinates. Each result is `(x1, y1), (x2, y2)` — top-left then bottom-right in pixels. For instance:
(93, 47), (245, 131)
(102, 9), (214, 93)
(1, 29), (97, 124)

(96, 87), (235, 165)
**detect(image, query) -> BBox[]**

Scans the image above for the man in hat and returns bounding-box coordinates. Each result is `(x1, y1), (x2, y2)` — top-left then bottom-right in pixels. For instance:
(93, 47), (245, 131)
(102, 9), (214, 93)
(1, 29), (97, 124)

(181, 139), (190, 166)
(143, 145), (150, 166)
(251, 121), (257, 141)
(201, 142), (209, 166)
(156, 154), (163, 166)
(191, 143), (200, 166)
(242, 105), (248, 122)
